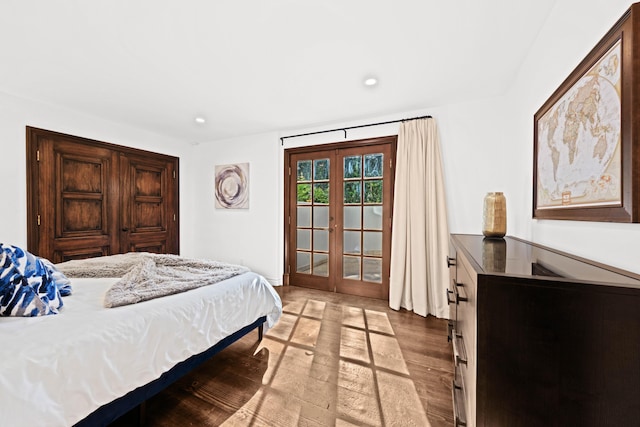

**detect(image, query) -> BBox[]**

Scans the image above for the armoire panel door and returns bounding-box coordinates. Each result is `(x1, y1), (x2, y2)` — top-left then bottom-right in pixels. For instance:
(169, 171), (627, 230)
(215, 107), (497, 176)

(34, 137), (120, 263)
(120, 153), (178, 254)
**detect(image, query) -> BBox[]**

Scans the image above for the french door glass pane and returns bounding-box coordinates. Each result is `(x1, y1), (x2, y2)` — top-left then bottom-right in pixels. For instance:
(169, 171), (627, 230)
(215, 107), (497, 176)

(363, 258), (382, 283)
(363, 206), (382, 230)
(343, 256), (361, 279)
(364, 154), (383, 178)
(344, 231), (361, 255)
(313, 183), (329, 203)
(313, 230), (329, 251)
(313, 253), (329, 277)
(344, 156), (361, 178)
(313, 206), (329, 228)
(344, 182), (361, 204)
(344, 206), (361, 229)
(297, 252), (311, 274)
(364, 180), (383, 203)
(314, 159), (330, 180)
(297, 229), (311, 250)
(297, 184), (311, 203)
(297, 160), (312, 181)
(297, 206), (311, 227)
(363, 231), (382, 256)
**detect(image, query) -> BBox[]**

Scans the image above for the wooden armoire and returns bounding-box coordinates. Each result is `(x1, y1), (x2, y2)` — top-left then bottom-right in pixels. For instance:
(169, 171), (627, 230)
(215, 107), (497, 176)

(26, 127), (179, 262)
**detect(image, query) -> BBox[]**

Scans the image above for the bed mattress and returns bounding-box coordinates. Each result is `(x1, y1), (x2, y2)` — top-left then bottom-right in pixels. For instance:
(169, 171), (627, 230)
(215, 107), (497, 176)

(0, 271), (282, 426)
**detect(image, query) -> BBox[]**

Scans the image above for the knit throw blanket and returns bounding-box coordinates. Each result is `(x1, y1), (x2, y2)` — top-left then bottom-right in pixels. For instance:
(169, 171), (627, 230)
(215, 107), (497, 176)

(56, 253), (249, 308)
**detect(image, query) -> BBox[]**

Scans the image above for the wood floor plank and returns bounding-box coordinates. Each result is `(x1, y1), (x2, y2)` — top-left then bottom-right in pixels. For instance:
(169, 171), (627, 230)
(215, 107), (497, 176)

(110, 286), (454, 426)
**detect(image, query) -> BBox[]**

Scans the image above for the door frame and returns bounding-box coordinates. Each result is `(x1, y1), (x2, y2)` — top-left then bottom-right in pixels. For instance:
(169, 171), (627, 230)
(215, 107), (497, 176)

(283, 135), (397, 298)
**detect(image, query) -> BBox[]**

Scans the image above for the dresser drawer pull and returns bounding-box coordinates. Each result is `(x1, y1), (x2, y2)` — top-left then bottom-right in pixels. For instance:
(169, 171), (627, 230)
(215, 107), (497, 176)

(447, 255), (456, 267)
(452, 330), (468, 365)
(452, 379), (468, 426)
(447, 320), (454, 342)
(455, 282), (468, 303)
(446, 288), (456, 305)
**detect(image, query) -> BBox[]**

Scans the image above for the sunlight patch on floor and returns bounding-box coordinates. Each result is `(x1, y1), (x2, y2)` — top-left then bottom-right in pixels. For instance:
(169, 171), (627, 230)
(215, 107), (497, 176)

(340, 327), (370, 363)
(240, 298), (430, 426)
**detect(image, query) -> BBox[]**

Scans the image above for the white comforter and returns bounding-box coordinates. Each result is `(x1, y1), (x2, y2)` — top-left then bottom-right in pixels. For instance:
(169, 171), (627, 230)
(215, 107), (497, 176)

(0, 272), (282, 427)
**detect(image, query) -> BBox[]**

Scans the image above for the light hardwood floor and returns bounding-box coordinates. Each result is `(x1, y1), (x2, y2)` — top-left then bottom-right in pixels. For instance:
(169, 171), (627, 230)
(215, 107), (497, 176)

(112, 286), (454, 426)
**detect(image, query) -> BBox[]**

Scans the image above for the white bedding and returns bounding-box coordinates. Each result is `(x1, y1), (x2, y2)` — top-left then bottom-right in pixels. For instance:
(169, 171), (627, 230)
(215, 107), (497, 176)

(0, 271), (282, 427)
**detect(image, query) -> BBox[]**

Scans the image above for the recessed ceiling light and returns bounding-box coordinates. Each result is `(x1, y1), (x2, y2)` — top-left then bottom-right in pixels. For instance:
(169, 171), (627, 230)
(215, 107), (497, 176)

(194, 116), (206, 124)
(364, 77), (378, 87)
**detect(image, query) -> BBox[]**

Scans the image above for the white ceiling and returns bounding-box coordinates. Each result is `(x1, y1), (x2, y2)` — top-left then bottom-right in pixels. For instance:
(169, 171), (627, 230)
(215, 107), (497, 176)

(0, 0), (558, 143)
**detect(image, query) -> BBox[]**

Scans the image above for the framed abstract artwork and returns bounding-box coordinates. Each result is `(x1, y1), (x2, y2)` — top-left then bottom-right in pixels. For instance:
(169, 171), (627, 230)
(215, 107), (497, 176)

(215, 163), (249, 209)
(533, 4), (640, 222)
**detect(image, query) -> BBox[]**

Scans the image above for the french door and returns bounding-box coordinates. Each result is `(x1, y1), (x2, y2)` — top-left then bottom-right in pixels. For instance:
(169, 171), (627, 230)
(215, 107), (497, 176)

(285, 137), (395, 299)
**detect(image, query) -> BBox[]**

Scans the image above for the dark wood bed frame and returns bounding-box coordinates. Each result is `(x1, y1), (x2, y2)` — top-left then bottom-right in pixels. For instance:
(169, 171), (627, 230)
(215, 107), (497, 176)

(74, 316), (266, 426)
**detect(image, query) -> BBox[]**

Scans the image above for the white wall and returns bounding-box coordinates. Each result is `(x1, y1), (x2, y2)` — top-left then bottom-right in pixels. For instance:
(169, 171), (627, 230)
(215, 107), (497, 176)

(0, 91), (194, 252)
(504, 0), (640, 273)
(189, 133), (282, 284)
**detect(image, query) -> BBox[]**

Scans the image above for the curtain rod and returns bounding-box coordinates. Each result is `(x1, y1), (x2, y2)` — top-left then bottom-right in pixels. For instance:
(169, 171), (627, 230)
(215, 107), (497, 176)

(279, 114), (432, 145)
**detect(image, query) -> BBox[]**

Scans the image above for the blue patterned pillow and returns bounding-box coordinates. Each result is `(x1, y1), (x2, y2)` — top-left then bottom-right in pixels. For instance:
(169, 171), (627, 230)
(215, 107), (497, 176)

(0, 244), (71, 317)
(41, 257), (72, 297)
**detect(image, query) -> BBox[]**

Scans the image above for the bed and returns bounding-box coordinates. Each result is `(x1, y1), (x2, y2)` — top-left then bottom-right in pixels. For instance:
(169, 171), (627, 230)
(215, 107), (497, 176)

(0, 253), (282, 427)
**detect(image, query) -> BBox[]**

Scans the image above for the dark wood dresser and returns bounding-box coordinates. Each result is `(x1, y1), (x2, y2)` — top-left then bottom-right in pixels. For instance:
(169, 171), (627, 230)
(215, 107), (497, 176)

(447, 234), (640, 427)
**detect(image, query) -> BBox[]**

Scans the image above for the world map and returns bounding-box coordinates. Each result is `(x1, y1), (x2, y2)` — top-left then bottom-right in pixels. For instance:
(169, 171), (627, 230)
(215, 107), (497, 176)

(537, 40), (621, 209)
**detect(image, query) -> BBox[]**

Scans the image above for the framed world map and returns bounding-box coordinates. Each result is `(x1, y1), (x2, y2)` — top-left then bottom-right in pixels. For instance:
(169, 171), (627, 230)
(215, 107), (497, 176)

(533, 4), (640, 222)
(537, 40), (621, 210)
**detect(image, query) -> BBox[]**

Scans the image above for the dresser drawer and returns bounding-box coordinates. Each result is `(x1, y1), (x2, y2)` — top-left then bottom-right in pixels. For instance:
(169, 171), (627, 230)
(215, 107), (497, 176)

(453, 366), (468, 427)
(452, 329), (468, 367)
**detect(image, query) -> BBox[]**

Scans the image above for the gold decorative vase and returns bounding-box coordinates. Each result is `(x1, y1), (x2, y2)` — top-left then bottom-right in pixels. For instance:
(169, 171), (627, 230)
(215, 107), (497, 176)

(482, 192), (506, 238)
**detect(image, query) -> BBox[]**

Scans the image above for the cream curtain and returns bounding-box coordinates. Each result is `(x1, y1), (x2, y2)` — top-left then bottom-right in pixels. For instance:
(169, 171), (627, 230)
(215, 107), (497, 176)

(389, 118), (450, 318)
